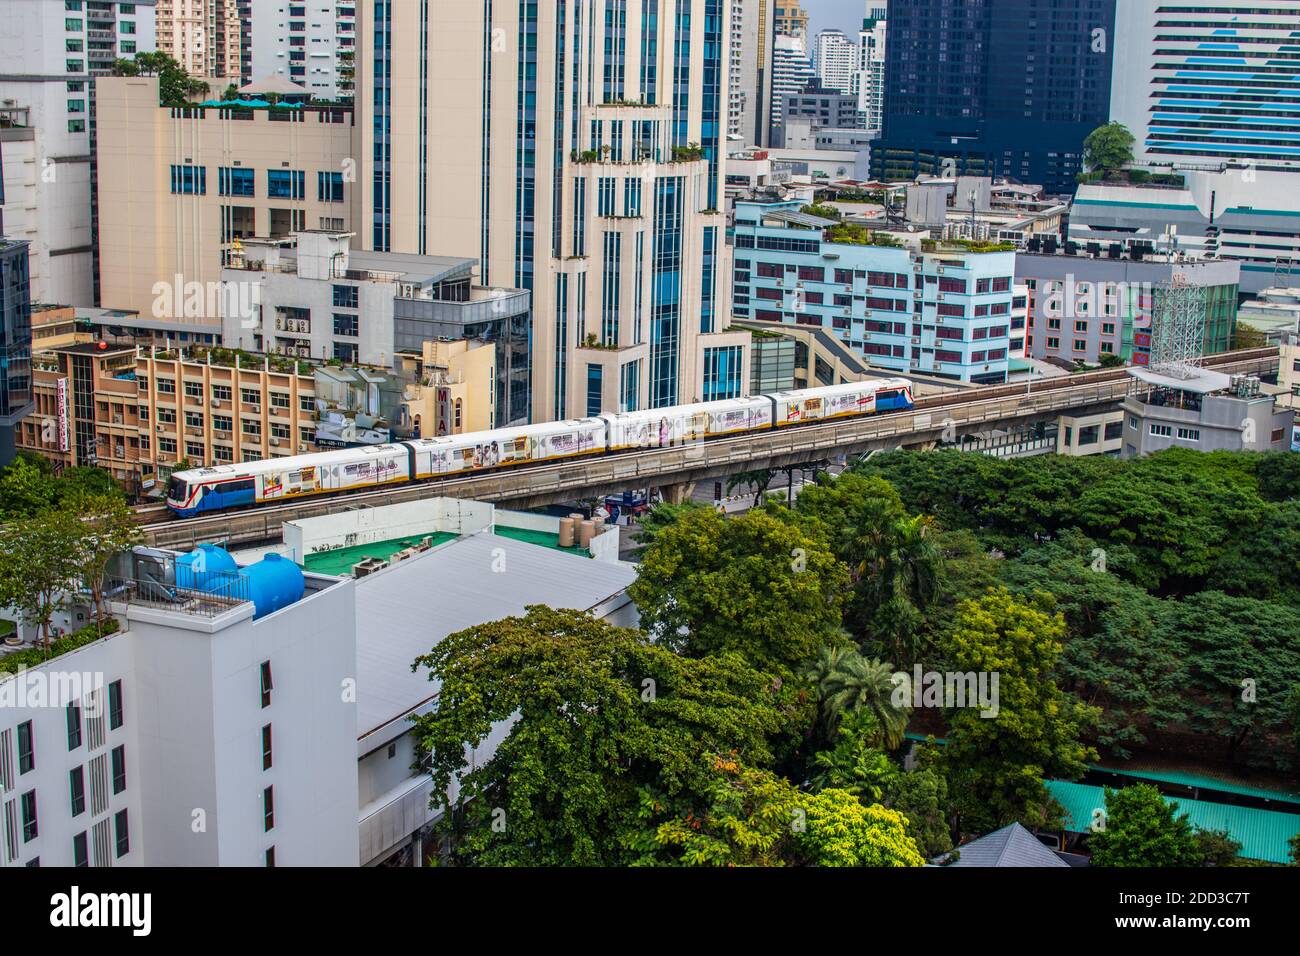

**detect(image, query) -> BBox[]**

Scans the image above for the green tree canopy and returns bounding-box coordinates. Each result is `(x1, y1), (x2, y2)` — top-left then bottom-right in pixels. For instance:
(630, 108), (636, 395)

(1089, 784), (1199, 867)
(409, 606), (792, 866)
(630, 508), (848, 675)
(1083, 122), (1136, 173)
(941, 589), (1099, 835)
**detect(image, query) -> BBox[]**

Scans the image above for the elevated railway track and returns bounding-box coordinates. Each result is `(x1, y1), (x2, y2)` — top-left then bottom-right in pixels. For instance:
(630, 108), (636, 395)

(137, 348), (1281, 550)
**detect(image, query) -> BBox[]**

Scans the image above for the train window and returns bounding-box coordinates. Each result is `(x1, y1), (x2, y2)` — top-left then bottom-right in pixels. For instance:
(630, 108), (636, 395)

(217, 479), (256, 495)
(167, 477), (188, 501)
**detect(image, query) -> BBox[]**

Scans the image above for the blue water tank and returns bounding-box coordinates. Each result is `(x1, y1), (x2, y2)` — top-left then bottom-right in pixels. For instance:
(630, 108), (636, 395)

(176, 544), (238, 591)
(240, 553), (306, 620)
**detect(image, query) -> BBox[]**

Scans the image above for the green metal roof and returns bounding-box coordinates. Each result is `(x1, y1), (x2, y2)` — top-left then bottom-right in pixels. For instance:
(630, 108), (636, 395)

(1094, 765), (1300, 806)
(1046, 780), (1300, 864)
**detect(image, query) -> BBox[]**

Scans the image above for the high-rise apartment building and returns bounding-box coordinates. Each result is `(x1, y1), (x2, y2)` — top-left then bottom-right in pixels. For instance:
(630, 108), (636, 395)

(354, 2), (747, 421)
(156, 1), (243, 79)
(1111, 0), (1300, 170)
(0, 1), (158, 306)
(248, 1), (357, 102)
(851, 11), (887, 135)
(771, 32), (816, 136)
(812, 29), (856, 96)
(774, 0), (808, 41)
(871, 0), (1116, 195)
(728, 0), (776, 146)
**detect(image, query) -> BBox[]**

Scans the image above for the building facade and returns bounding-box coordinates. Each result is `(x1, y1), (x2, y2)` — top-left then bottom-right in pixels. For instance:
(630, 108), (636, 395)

(222, 231), (531, 429)
(0, 551), (357, 867)
(851, 12), (887, 136)
(0, 239), (35, 464)
(1120, 371), (1293, 457)
(18, 341), (325, 490)
(770, 32), (816, 138)
(1016, 253), (1240, 367)
(0, 1), (158, 306)
(728, 0), (776, 147)
(354, 2), (744, 420)
(94, 75), (355, 324)
(1067, 168), (1300, 296)
(156, 0), (242, 79)
(870, 0), (1116, 195)
(1110, 0), (1300, 170)
(812, 29), (856, 95)
(732, 199), (1021, 384)
(774, 0), (807, 41)
(248, 0), (356, 102)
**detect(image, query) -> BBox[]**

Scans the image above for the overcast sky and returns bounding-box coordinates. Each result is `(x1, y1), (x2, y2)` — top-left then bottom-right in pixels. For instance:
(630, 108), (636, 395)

(805, 0), (871, 37)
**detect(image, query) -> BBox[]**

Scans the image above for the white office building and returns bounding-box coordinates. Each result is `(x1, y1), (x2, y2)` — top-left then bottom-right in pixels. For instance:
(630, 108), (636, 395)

(248, 0), (356, 102)
(851, 11), (887, 136)
(0, 0), (157, 306)
(812, 29), (856, 96)
(770, 33), (815, 136)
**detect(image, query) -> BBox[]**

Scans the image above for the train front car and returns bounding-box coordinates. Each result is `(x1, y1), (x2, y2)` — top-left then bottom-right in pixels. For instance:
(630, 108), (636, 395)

(165, 445), (414, 518)
(165, 468), (207, 517)
(770, 379), (914, 427)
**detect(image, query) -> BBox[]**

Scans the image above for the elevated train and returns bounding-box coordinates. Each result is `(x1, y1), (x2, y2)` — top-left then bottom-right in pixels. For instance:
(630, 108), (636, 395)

(166, 378), (914, 517)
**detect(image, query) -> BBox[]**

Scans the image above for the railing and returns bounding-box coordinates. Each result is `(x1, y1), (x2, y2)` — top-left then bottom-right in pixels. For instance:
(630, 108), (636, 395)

(104, 573), (251, 619)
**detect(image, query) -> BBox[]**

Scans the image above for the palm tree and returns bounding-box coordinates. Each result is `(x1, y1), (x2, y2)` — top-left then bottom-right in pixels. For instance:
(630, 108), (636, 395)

(804, 646), (910, 749)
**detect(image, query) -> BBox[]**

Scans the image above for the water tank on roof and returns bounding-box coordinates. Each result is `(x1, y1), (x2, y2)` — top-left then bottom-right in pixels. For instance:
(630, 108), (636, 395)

(241, 553), (305, 620)
(176, 544), (238, 590)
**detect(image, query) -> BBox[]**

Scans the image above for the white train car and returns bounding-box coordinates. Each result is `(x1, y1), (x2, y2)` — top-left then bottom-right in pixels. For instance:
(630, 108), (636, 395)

(600, 397), (773, 451)
(166, 444), (412, 516)
(770, 379), (914, 427)
(408, 418), (607, 479)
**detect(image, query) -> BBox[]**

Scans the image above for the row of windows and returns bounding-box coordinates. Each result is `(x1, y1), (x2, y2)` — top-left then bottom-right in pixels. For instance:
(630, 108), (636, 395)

(173, 166), (346, 202)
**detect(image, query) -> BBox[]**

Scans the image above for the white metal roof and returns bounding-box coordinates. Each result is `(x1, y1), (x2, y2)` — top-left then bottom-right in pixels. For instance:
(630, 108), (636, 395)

(352, 531), (637, 742)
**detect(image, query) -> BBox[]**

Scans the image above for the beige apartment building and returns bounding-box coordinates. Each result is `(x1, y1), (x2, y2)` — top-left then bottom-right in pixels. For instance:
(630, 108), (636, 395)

(95, 75), (355, 327)
(20, 343), (324, 493)
(156, 0), (243, 80)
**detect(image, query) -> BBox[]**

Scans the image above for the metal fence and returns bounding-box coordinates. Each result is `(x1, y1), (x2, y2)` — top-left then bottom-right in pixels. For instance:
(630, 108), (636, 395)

(104, 572), (251, 619)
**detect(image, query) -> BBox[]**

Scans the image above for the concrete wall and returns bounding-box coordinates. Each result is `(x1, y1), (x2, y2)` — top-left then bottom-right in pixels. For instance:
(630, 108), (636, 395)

(283, 498), (495, 563)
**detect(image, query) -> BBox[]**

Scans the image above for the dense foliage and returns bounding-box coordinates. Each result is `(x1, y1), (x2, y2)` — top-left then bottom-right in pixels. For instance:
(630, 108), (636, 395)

(411, 448), (1300, 866)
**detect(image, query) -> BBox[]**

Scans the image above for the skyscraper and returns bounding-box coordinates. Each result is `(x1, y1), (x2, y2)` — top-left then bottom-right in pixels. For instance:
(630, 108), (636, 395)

(355, 1), (746, 422)
(871, 0), (1116, 194)
(728, 0), (777, 146)
(774, 0), (808, 42)
(770, 32), (816, 136)
(851, 10), (887, 135)
(156, 1), (242, 79)
(248, 0), (357, 101)
(1111, 0), (1300, 169)
(0, 0), (158, 306)
(813, 29), (857, 96)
